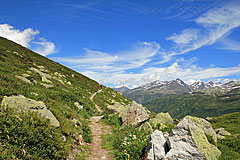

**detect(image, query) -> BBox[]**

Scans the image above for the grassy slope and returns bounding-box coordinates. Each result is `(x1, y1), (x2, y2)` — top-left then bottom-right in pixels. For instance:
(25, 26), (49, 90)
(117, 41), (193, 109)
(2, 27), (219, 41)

(144, 90), (240, 119)
(0, 37), (129, 159)
(209, 112), (240, 159)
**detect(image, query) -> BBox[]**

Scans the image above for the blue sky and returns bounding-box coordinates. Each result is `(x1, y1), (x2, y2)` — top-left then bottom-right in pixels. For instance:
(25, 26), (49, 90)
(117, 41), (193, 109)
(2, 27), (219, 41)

(0, 0), (240, 88)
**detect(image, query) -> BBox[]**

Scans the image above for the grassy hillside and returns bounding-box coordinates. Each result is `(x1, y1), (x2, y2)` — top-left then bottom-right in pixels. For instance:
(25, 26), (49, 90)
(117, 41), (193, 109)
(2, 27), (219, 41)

(209, 112), (240, 159)
(0, 37), (129, 159)
(144, 89), (240, 119)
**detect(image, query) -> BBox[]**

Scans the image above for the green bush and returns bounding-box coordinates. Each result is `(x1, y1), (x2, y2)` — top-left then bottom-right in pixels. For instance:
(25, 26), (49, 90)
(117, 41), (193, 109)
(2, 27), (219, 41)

(101, 113), (122, 128)
(0, 106), (68, 160)
(81, 120), (92, 143)
(114, 126), (148, 160)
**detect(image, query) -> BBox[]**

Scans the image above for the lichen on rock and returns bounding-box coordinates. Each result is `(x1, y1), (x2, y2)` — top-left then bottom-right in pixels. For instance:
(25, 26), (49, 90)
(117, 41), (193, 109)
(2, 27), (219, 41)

(1, 95), (60, 127)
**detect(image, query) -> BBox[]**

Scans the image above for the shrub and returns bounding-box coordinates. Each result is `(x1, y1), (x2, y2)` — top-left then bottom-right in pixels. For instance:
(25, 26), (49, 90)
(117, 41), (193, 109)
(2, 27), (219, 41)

(81, 120), (92, 143)
(114, 126), (148, 160)
(0, 106), (67, 160)
(101, 113), (122, 128)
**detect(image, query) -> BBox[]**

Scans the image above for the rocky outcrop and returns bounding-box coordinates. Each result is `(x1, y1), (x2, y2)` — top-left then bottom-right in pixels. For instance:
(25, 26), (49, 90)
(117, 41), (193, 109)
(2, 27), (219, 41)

(122, 102), (149, 126)
(149, 118), (166, 129)
(1, 95), (60, 127)
(29, 67), (51, 79)
(145, 116), (221, 160)
(107, 101), (149, 126)
(155, 112), (174, 125)
(145, 130), (168, 160)
(149, 112), (174, 130)
(185, 116), (218, 144)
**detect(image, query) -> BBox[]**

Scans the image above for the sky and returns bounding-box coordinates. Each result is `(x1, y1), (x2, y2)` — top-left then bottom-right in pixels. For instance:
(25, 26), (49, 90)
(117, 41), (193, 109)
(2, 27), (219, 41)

(0, 0), (240, 88)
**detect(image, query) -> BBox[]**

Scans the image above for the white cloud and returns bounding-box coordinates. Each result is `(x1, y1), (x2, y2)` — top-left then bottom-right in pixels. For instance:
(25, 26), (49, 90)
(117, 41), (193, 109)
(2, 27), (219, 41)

(33, 38), (56, 56)
(0, 24), (56, 56)
(0, 24), (39, 47)
(218, 38), (240, 52)
(166, 29), (199, 45)
(81, 59), (240, 88)
(166, 2), (240, 57)
(54, 42), (160, 72)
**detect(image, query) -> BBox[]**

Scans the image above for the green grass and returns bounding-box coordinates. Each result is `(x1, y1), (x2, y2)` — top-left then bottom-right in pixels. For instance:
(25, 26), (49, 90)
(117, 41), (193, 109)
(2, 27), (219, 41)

(209, 112), (240, 160)
(210, 112), (240, 135)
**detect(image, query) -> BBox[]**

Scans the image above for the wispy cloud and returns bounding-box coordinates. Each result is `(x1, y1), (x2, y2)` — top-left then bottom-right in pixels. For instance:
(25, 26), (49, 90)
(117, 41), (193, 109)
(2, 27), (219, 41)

(81, 60), (240, 89)
(218, 38), (240, 52)
(166, 2), (240, 57)
(54, 42), (160, 72)
(0, 24), (56, 56)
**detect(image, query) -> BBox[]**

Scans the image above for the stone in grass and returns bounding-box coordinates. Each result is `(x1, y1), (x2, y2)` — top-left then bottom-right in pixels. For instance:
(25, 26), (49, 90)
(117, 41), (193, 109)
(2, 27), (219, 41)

(155, 112), (174, 125)
(15, 75), (32, 85)
(74, 102), (83, 111)
(214, 128), (231, 136)
(40, 83), (54, 88)
(1, 95), (60, 127)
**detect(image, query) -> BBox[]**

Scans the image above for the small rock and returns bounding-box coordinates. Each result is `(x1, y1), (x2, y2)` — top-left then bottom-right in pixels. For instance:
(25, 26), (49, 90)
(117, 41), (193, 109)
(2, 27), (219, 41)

(139, 122), (153, 134)
(42, 76), (52, 84)
(62, 135), (67, 142)
(40, 83), (54, 88)
(74, 102), (83, 111)
(21, 73), (30, 78)
(215, 128), (231, 136)
(67, 81), (71, 85)
(30, 92), (39, 96)
(15, 75), (32, 85)
(81, 148), (85, 152)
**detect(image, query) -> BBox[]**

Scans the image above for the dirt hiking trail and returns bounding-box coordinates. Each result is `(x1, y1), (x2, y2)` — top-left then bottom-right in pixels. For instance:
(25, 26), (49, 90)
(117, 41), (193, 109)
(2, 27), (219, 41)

(88, 89), (113, 160)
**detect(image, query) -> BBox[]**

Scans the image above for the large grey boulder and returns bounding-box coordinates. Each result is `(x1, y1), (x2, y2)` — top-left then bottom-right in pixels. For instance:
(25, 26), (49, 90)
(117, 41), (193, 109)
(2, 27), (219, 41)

(107, 101), (149, 127)
(145, 130), (167, 160)
(167, 116), (221, 160)
(145, 116), (221, 160)
(1, 95), (60, 127)
(121, 101), (149, 126)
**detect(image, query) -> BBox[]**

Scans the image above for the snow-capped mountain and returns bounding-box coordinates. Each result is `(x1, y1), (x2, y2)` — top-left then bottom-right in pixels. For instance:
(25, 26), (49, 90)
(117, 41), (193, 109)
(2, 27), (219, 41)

(190, 80), (223, 91)
(122, 78), (192, 103)
(120, 78), (240, 104)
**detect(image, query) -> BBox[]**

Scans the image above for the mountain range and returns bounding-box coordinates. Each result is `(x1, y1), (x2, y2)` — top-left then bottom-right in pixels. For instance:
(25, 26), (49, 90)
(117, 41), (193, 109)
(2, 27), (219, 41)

(114, 78), (240, 104)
